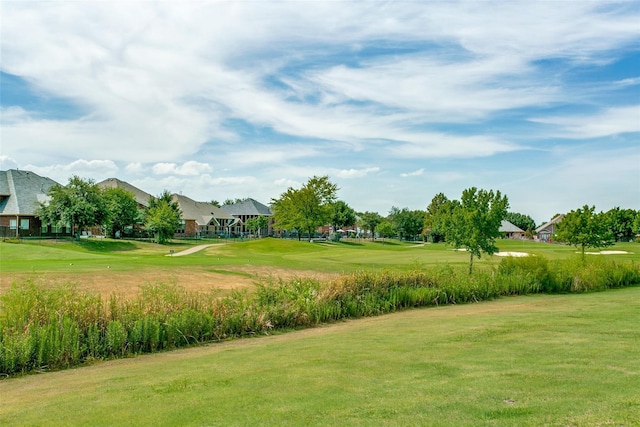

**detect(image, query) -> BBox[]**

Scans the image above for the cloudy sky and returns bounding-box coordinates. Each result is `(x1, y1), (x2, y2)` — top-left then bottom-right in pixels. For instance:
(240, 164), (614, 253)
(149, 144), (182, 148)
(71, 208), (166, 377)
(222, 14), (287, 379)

(1, 1), (638, 224)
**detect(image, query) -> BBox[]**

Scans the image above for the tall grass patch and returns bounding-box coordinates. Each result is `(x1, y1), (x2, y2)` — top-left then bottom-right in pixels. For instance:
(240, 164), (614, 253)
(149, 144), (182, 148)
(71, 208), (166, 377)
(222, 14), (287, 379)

(1, 255), (638, 376)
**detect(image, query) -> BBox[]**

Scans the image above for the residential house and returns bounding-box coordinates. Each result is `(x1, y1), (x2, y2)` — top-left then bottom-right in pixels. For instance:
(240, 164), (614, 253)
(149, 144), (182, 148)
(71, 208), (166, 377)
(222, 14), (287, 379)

(221, 198), (273, 236)
(0, 169), (71, 238)
(499, 220), (526, 239)
(97, 178), (153, 209)
(173, 194), (239, 238)
(535, 214), (564, 242)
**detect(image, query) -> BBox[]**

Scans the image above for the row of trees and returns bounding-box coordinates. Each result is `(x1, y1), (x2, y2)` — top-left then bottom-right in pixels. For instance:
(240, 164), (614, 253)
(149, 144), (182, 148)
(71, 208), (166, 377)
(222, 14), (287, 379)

(37, 177), (182, 244)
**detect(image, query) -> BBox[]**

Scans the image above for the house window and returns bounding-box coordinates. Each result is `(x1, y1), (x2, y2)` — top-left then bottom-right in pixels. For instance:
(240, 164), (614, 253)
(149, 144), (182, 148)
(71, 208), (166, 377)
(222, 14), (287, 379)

(9, 219), (17, 229)
(20, 219), (29, 230)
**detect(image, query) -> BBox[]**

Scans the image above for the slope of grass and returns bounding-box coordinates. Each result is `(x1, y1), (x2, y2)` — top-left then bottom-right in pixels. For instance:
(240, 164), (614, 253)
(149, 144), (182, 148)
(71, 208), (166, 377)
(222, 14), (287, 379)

(1, 287), (638, 426)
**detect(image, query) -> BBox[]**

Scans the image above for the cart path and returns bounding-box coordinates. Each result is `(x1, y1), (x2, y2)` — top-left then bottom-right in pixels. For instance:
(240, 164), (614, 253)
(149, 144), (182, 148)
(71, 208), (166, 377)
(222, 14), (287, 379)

(165, 244), (223, 256)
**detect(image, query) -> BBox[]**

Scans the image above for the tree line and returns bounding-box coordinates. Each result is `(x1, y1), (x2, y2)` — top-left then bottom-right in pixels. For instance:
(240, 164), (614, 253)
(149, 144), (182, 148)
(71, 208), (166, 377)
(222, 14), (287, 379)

(38, 175), (639, 263)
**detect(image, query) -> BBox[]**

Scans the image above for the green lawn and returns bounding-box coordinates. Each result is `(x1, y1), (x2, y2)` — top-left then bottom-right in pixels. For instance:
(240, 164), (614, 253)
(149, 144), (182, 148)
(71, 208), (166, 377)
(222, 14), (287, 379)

(1, 237), (638, 277)
(1, 287), (638, 426)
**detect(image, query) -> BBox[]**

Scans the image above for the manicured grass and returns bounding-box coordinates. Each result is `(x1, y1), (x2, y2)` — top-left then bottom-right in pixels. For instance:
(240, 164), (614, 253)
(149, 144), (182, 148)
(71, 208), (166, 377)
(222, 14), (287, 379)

(1, 287), (638, 426)
(2, 238), (638, 277)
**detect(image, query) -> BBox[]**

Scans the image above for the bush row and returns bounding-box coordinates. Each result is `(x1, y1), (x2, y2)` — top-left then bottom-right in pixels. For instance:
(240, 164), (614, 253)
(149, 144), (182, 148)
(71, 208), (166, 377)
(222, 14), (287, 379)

(1, 255), (638, 376)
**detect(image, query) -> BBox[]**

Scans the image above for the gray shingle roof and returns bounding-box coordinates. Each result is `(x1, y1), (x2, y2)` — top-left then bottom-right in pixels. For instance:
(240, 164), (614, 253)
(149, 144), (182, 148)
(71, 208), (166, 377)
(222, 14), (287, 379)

(222, 198), (272, 216)
(97, 178), (152, 207)
(172, 194), (235, 225)
(535, 214), (564, 233)
(499, 220), (525, 233)
(0, 169), (59, 216)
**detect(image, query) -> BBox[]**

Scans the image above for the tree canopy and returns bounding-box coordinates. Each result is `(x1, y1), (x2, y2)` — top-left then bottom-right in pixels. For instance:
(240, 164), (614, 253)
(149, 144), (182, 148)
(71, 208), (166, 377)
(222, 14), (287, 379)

(442, 187), (509, 274)
(556, 205), (614, 258)
(329, 200), (357, 236)
(271, 176), (338, 240)
(103, 187), (139, 238)
(424, 193), (450, 242)
(38, 176), (107, 240)
(604, 207), (637, 242)
(145, 191), (182, 244)
(245, 215), (269, 237)
(504, 211), (536, 233)
(389, 207), (425, 240)
(358, 211), (382, 240)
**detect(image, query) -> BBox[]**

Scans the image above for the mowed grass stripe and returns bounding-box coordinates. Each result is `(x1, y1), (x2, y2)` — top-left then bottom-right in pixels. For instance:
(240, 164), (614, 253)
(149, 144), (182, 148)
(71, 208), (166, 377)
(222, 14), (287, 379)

(1, 287), (639, 426)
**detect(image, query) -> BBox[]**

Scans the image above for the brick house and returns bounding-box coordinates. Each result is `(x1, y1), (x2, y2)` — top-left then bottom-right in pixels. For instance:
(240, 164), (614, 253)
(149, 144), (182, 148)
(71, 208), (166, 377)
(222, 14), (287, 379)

(173, 194), (239, 238)
(0, 169), (72, 238)
(221, 198), (273, 236)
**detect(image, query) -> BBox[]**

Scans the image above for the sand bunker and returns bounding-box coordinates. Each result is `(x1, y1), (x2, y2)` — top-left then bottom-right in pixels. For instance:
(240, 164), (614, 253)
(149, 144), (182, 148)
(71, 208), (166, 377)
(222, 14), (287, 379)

(494, 251), (530, 257)
(584, 250), (631, 255)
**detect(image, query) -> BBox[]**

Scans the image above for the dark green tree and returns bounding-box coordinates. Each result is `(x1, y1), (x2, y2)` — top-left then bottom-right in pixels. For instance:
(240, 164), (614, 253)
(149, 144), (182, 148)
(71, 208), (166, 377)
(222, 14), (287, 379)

(390, 207), (425, 240)
(145, 191), (182, 244)
(330, 200), (357, 237)
(604, 207), (637, 242)
(103, 187), (138, 238)
(424, 193), (450, 242)
(443, 187), (509, 274)
(358, 211), (382, 240)
(37, 176), (107, 240)
(504, 211), (536, 234)
(556, 205), (614, 259)
(271, 176), (338, 241)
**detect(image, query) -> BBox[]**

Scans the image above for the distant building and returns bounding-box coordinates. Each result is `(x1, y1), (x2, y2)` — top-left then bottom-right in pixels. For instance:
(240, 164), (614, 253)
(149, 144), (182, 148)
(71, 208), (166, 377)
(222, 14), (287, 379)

(499, 220), (526, 239)
(173, 194), (239, 238)
(97, 178), (153, 208)
(222, 198), (273, 236)
(535, 214), (564, 242)
(0, 169), (71, 238)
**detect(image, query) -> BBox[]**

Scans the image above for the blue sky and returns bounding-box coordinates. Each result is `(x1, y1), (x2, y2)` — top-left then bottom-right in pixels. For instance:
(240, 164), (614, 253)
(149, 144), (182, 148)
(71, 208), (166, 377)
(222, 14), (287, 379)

(1, 1), (638, 224)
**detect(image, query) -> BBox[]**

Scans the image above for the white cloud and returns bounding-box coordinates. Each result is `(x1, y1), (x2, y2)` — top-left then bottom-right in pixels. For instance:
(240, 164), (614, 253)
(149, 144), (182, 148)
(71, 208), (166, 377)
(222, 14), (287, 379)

(0, 155), (19, 170)
(152, 161), (212, 176)
(530, 105), (640, 139)
(21, 159), (118, 184)
(125, 162), (144, 174)
(336, 167), (380, 179)
(401, 168), (424, 177)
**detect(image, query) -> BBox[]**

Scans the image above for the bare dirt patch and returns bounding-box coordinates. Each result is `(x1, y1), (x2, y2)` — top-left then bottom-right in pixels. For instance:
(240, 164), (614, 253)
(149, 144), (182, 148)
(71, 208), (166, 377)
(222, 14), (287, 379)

(1, 266), (339, 298)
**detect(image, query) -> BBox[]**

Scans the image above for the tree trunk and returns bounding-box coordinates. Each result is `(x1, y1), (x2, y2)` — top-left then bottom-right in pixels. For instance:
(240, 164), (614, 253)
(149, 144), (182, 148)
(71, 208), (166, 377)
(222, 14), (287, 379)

(468, 252), (474, 275)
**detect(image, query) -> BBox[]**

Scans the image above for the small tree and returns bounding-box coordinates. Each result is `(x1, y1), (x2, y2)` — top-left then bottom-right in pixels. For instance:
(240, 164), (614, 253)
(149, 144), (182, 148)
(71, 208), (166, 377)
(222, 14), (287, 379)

(443, 187), (509, 274)
(245, 216), (268, 237)
(424, 193), (450, 242)
(359, 211), (382, 240)
(390, 207), (425, 240)
(604, 207), (637, 242)
(38, 176), (106, 240)
(145, 191), (182, 244)
(271, 176), (338, 241)
(330, 200), (357, 240)
(103, 187), (138, 238)
(377, 219), (394, 243)
(556, 205), (614, 259)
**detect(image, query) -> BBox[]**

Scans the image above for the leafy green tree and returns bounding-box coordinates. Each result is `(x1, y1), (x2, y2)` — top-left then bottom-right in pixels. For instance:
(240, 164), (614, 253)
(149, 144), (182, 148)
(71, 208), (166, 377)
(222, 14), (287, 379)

(443, 187), (509, 274)
(358, 211), (382, 240)
(390, 207), (425, 240)
(245, 216), (269, 237)
(604, 207), (637, 242)
(424, 193), (450, 242)
(504, 212), (536, 234)
(271, 176), (338, 241)
(634, 211), (640, 237)
(103, 187), (138, 238)
(38, 176), (107, 240)
(377, 219), (395, 242)
(556, 205), (614, 259)
(210, 200), (221, 208)
(330, 200), (357, 236)
(145, 191), (182, 244)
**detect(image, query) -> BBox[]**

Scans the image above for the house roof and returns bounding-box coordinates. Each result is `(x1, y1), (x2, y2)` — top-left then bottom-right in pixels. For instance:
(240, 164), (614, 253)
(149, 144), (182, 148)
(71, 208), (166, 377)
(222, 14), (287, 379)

(97, 178), (152, 207)
(535, 214), (564, 233)
(499, 220), (525, 233)
(0, 169), (59, 216)
(222, 198), (272, 216)
(172, 194), (235, 226)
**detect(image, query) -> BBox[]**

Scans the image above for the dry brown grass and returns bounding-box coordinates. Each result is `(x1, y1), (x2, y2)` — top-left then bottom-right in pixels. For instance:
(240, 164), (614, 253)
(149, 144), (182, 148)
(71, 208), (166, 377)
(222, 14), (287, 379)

(0, 266), (339, 298)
